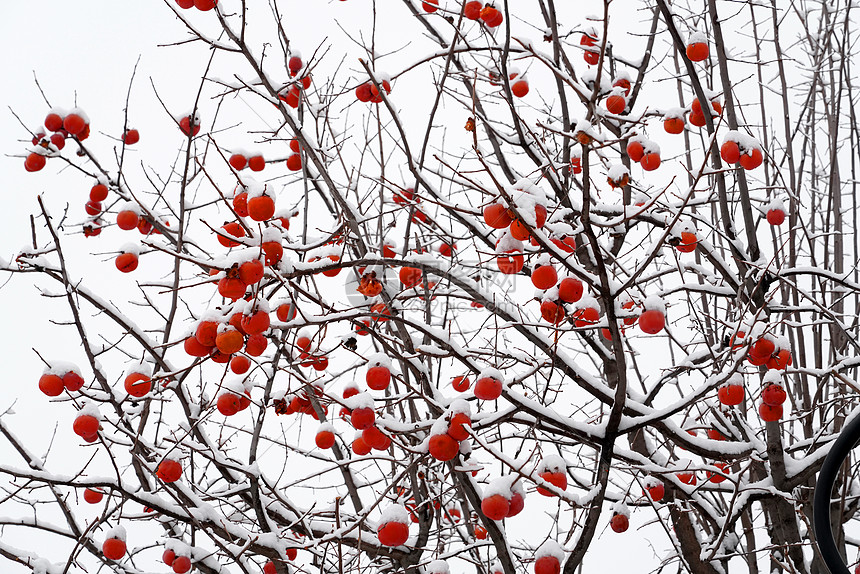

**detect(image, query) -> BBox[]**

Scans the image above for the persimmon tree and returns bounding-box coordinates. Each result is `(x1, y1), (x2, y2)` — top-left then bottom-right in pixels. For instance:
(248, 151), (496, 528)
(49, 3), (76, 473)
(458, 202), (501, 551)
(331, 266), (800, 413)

(4, 1), (860, 574)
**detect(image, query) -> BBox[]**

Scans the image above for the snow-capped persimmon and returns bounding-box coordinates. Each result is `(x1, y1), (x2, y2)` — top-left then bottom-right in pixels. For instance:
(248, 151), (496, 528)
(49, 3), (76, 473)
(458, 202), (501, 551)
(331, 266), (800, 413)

(241, 309), (270, 335)
(448, 412), (471, 441)
(720, 141), (740, 164)
(124, 372), (152, 398)
(218, 392), (242, 416)
(366, 365), (391, 390)
(121, 128), (139, 145)
(422, 0), (438, 12)
(195, 320), (219, 346)
(39, 373), (65, 397)
(137, 217), (153, 235)
(184, 336), (212, 357)
(691, 97), (721, 117)
(537, 471), (567, 496)
(739, 148), (763, 170)
(215, 327), (244, 355)
(451, 375), (470, 392)
(664, 116), (685, 134)
(718, 383), (744, 406)
(84, 200), (102, 216)
(551, 235), (576, 252)
(767, 207), (786, 226)
(645, 481), (664, 502)
(688, 110), (706, 127)
(280, 86), (301, 108)
(115, 252), (139, 273)
(355, 82), (374, 102)
(172, 556), (192, 574)
(218, 221), (245, 248)
(276, 302), (298, 322)
(429, 433), (459, 461)
(507, 490), (525, 516)
(583, 50), (600, 65)
(248, 194), (275, 221)
(363, 426), (390, 450)
(263, 561), (277, 574)
(496, 251), (524, 274)
(534, 555), (560, 574)
(245, 333), (268, 357)
(706, 462), (729, 484)
(44, 112), (64, 132)
(676, 470), (696, 485)
(63, 113), (86, 136)
(511, 79), (529, 98)
(767, 348), (792, 371)
(73, 414), (99, 439)
(238, 258), (264, 285)
(531, 264), (558, 290)
(102, 537), (127, 561)
(194, 0), (218, 10)
(90, 183), (109, 202)
(638, 309), (665, 335)
(116, 209), (140, 231)
(24, 152), (47, 172)
(749, 338), (775, 364)
(315, 426), (336, 449)
(540, 300), (566, 324)
(288, 55), (303, 76)
(605, 94), (626, 115)
(613, 76), (631, 96)
(436, 242), (455, 257)
(464, 0), (482, 19)
(481, 493), (510, 520)
(218, 277), (246, 300)
(640, 152), (661, 171)
(675, 231), (698, 253)
(572, 306), (599, 328)
(626, 139), (645, 162)
(352, 435), (372, 455)
(610, 513), (629, 533)
(230, 355), (251, 375)
(179, 115), (201, 137)
(686, 41), (709, 62)
(32, 128), (47, 146)
(377, 520), (409, 546)
(474, 374), (502, 400)
(351, 407), (375, 430)
(50, 132), (66, 150)
(248, 155), (265, 172)
(558, 277), (584, 303)
(262, 240), (284, 266)
(479, 5), (503, 27)
(284, 153), (302, 171)
(83, 488), (104, 504)
(483, 203), (512, 228)
(474, 525), (488, 539)
(156, 459), (182, 483)
(63, 370), (85, 392)
(762, 383), (787, 406)
(399, 266), (423, 288)
(229, 154), (247, 171)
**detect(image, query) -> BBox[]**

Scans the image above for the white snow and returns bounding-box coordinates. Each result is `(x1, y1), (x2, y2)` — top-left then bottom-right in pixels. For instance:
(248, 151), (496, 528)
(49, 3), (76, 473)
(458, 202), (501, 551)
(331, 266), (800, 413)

(537, 454), (567, 473)
(379, 504), (410, 525)
(105, 524), (127, 541)
(535, 539), (565, 561)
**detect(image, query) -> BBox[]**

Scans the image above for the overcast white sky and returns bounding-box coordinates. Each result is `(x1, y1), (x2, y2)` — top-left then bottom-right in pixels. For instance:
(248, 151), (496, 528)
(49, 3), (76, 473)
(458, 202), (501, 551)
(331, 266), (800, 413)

(0, 2), (708, 572)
